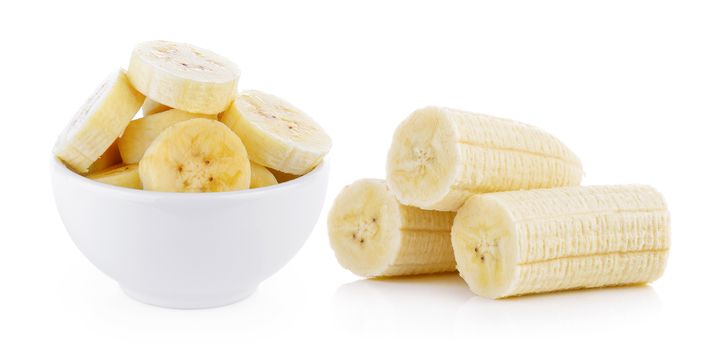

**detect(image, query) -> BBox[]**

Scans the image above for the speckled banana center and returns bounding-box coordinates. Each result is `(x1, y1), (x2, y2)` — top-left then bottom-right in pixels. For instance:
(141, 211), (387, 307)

(350, 216), (378, 245)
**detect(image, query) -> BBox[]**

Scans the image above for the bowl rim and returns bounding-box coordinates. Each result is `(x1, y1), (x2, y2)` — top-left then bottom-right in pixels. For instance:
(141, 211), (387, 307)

(51, 155), (329, 199)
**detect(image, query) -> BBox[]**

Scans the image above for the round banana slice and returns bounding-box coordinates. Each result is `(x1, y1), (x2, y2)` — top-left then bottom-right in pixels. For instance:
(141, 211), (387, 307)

(386, 107), (583, 211)
(88, 164), (141, 189)
(220, 90), (332, 175)
(141, 98), (171, 116)
(327, 179), (456, 277)
(139, 119), (251, 192)
(249, 162), (278, 188)
(128, 40), (240, 114)
(54, 69), (144, 173)
(118, 109), (217, 164)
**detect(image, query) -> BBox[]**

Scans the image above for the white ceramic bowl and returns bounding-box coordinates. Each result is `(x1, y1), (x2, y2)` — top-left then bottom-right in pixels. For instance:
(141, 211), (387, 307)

(51, 157), (329, 309)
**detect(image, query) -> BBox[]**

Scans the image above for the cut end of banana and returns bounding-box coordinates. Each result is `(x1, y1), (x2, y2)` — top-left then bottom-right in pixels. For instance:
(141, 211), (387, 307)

(386, 106), (583, 211)
(118, 109), (217, 164)
(250, 162), (278, 188)
(87, 163), (142, 189)
(386, 106), (460, 210)
(452, 195), (518, 299)
(128, 40), (240, 114)
(139, 118), (251, 192)
(54, 69), (144, 173)
(328, 179), (402, 277)
(221, 90), (332, 175)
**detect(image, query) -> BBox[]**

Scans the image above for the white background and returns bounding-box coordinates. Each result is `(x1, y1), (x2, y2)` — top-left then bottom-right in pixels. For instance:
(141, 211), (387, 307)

(1, 0), (714, 348)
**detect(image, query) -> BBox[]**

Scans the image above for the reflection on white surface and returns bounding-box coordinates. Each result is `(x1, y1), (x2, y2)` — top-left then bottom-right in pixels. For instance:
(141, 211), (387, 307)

(333, 273), (473, 334)
(455, 284), (661, 334)
(334, 274), (662, 336)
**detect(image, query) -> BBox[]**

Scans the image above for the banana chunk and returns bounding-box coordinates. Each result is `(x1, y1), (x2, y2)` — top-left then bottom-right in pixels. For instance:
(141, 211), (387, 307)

(221, 90), (332, 175)
(118, 109), (217, 164)
(54, 69), (144, 173)
(386, 107), (583, 211)
(250, 162), (278, 188)
(451, 185), (670, 299)
(128, 40), (240, 114)
(139, 119), (251, 192)
(88, 164), (141, 189)
(328, 179), (456, 277)
(141, 98), (171, 116)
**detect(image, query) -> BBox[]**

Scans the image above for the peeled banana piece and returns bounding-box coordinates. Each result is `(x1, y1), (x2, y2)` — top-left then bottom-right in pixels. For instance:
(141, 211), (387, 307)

(141, 98), (171, 116)
(139, 118), (251, 192)
(88, 164), (141, 189)
(128, 40), (240, 114)
(117, 109), (217, 164)
(250, 162), (278, 188)
(386, 107), (583, 211)
(87, 141), (122, 173)
(221, 90), (332, 175)
(328, 179), (456, 277)
(54, 69), (144, 173)
(451, 185), (670, 299)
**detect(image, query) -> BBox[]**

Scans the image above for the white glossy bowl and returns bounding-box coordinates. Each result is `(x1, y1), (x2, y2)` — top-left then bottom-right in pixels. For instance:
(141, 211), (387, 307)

(51, 157), (329, 309)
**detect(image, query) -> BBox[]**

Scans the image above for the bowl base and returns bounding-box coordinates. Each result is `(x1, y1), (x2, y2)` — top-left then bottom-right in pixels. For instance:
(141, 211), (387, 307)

(120, 285), (257, 309)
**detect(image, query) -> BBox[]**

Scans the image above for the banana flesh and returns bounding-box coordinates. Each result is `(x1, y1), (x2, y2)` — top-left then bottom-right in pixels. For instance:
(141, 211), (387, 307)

(141, 98), (171, 116)
(328, 179), (456, 277)
(54, 69), (144, 173)
(87, 164), (141, 189)
(451, 185), (670, 299)
(128, 40), (240, 114)
(250, 162), (278, 188)
(220, 90), (331, 175)
(139, 119), (251, 192)
(118, 109), (217, 164)
(386, 107), (583, 211)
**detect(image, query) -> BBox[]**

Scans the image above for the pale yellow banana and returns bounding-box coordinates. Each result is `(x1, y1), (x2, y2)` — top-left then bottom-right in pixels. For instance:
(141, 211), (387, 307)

(221, 90), (332, 175)
(386, 107), (583, 211)
(250, 162), (278, 188)
(87, 164), (141, 189)
(141, 98), (171, 116)
(117, 109), (217, 164)
(139, 119), (251, 192)
(328, 179), (456, 277)
(87, 140), (121, 173)
(128, 40), (240, 114)
(451, 185), (670, 299)
(54, 69), (144, 173)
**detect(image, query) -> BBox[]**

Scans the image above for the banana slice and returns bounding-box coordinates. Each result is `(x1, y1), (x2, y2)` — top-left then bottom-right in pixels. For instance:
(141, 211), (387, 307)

(250, 162), (278, 188)
(117, 109), (217, 164)
(328, 179), (456, 277)
(88, 164), (141, 189)
(139, 119), (251, 192)
(141, 98), (171, 116)
(128, 40), (240, 114)
(54, 69), (144, 173)
(451, 185), (670, 299)
(221, 90), (332, 175)
(386, 107), (583, 211)
(87, 140), (122, 173)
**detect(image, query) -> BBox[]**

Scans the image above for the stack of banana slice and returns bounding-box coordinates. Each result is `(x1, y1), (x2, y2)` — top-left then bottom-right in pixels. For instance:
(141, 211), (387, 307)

(328, 107), (670, 299)
(54, 40), (331, 192)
